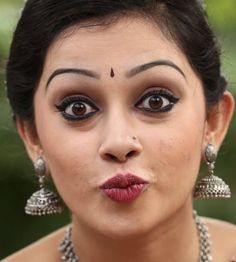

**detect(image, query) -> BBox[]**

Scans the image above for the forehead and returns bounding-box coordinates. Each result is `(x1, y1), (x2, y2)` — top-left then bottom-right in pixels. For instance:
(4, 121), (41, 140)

(43, 16), (192, 77)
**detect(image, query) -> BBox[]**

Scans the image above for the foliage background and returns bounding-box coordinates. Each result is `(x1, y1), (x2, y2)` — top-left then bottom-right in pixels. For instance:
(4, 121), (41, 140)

(0, 0), (235, 259)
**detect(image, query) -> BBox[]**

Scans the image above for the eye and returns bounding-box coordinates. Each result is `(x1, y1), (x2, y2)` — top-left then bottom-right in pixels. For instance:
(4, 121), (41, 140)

(135, 89), (179, 113)
(55, 96), (98, 121)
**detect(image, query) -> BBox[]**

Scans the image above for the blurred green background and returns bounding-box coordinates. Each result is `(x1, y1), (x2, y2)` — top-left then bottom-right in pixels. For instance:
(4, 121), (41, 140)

(0, 0), (235, 259)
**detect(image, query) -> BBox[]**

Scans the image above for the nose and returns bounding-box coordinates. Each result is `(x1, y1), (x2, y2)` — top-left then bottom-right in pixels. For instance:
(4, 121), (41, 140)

(98, 118), (143, 163)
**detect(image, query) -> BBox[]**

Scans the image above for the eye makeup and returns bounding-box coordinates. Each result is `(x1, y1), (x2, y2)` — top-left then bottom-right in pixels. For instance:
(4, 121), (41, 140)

(55, 96), (99, 121)
(135, 89), (179, 113)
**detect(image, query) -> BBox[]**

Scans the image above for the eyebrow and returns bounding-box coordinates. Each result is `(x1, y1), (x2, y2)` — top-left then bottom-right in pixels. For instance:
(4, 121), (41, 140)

(46, 59), (186, 89)
(126, 59), (186, 79)
(46, 68), (100, 88)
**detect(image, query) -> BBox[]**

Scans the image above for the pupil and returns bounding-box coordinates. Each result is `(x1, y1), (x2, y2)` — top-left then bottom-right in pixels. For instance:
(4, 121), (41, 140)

(149, 96), (163, 109)
(72, 103), (86, 115)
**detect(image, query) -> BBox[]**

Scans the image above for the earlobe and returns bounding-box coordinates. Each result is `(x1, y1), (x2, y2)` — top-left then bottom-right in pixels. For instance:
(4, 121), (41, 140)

(16, 118), (42, 161)
(204, 91), (235, 149)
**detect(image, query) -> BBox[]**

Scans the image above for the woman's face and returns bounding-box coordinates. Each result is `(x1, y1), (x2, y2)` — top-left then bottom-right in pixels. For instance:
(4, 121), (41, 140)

(34, 17), (206, 238)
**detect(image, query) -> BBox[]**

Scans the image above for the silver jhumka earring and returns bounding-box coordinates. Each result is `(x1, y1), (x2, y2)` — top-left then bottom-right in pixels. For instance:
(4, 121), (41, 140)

(194, 144), (231, 199)
(25, 156), (63, 215)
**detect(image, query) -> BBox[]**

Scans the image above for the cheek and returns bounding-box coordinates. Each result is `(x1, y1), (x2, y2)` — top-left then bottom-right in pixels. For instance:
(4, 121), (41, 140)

(43, 135), (99, 208)
(35, 109), (99, 204)
(145, 107), (205, 195)
(34, 94), (96, 174)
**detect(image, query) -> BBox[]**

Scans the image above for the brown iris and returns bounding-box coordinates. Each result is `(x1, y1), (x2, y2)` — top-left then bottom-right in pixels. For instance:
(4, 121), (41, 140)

(72, 103), (86, 115)
(149, 96), (163, 109)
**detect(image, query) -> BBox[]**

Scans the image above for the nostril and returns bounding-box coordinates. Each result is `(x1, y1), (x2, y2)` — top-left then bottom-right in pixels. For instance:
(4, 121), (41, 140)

(105, 153), (118, 161)
(104, 150), (137, 162)
(126, 150), (136, 158)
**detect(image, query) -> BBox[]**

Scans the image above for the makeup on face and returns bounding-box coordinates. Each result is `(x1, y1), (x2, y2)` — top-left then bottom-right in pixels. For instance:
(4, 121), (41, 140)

(45, 58), (185, 123)
(45, 59), (187, 90)
(110, 68), (115, 78)
(100, 173), (149, 203)
(33, 17), (207, 243)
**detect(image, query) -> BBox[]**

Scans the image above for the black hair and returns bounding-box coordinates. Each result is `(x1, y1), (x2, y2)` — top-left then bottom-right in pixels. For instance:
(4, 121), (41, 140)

(6, 0), (227, 122)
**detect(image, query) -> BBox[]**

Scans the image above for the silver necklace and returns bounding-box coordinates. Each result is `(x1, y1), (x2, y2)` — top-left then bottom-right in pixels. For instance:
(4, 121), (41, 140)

(59, 210), (212, 262)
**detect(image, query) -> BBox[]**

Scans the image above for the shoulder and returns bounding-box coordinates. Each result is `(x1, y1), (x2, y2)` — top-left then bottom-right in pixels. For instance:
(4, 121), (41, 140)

(203, 217), (236, 261)
(2, 226), (68, 262)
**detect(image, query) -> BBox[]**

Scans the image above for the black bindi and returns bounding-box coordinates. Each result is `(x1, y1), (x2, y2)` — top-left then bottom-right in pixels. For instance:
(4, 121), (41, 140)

(110, 68), (115, 78)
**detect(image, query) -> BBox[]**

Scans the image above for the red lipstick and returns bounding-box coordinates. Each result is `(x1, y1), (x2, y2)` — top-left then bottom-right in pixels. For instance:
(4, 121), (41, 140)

(101, 174), (148, 203)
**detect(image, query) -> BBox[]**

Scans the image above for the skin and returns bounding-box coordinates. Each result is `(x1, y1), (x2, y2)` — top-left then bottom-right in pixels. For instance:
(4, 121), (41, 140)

(3, 16), (235, 262)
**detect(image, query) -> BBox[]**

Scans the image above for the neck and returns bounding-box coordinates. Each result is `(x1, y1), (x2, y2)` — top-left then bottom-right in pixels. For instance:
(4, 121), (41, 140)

(71, 200), (199, 262)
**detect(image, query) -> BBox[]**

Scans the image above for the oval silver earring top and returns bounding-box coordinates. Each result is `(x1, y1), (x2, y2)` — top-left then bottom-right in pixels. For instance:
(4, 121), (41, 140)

(204, 144), (217, 163)
(34, 156), (46, 176)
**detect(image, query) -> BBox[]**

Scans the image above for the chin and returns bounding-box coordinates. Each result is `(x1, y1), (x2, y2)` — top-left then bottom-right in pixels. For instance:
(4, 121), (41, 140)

(93, 212), (158, 241)
(102, 225), (151, 241)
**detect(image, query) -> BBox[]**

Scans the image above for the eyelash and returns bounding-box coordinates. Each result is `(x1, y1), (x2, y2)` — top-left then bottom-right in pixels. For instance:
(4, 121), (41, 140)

(135, 89), (179, 113)
(55, 89), (179, 122)
(55, 96), (98, 121)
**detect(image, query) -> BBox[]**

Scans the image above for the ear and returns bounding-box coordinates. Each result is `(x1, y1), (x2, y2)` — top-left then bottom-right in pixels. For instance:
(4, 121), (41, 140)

(16, 118), (43, 162)
(204, 91), (235, 151)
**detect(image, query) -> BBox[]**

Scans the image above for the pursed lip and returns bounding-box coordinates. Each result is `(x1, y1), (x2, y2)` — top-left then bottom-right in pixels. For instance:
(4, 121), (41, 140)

(100, 173), (149, 203)
(101, 173), (149, 189)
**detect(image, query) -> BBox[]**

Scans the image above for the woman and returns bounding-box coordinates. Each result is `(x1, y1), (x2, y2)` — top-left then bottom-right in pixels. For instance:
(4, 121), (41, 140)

(3, 0), (236, 261)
